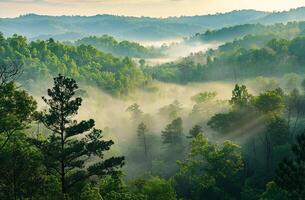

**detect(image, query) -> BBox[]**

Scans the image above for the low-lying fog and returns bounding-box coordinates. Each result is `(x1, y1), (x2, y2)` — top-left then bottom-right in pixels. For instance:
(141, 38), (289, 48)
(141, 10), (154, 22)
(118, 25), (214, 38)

(75, 81), (234, 146)
(137, 38), (221, 65)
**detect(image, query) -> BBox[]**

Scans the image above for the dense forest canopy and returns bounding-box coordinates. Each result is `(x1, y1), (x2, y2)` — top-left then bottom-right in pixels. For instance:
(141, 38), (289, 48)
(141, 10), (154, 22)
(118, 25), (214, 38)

(0, 33), (148, 96)
(150, 36), (305, 83)
(74, 35), (163, 58)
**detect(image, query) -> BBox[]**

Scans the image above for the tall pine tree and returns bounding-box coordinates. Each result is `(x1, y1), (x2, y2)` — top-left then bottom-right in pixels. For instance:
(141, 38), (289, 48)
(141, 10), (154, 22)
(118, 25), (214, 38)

(32, 74), (124, 198)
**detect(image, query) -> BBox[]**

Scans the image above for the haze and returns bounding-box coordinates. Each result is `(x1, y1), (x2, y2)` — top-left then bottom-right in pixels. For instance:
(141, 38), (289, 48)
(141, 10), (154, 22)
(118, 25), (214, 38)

(1, 0), (305, 17)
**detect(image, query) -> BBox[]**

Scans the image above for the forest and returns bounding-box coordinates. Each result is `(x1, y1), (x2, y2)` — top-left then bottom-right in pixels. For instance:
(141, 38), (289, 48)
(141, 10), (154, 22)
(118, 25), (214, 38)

(2, 3), (305, 200)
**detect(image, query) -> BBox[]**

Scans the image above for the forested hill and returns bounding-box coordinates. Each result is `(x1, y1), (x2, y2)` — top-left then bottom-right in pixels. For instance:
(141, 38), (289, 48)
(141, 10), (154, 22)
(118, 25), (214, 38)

(189, 21), (305, 43)
(74, 35), (163, 58)
(149, 37), (305, 83)
(0, 33), (148, 96)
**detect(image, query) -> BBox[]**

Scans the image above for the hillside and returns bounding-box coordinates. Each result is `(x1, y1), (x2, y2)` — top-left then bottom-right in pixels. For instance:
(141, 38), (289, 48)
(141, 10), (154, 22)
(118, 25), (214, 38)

(74, 35), (163, 58)
(190, 21), (305, 43)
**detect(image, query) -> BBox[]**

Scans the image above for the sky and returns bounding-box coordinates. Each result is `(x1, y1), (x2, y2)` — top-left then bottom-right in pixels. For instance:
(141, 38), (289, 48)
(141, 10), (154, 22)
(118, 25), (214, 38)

(0, 0), (305, 18)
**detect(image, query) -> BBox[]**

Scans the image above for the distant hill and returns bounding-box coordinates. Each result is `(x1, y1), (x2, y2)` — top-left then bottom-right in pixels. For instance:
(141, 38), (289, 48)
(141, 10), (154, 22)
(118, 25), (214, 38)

(252, 7), (305, 24)
(190, 21), (305, 43)
(0, 10), (268, 41)
(2, 7), (305, 42)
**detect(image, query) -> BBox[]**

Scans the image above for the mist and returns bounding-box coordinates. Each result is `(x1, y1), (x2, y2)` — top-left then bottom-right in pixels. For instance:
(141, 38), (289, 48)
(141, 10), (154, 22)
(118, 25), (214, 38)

(135, 38), (221, 65)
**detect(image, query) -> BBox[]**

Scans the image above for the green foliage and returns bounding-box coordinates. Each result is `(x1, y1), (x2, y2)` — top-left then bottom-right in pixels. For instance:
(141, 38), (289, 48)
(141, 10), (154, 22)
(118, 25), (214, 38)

(191, 91), (217, 104)
(253, 89), (285, 114)
(80, 184), (102, 200)
(159, 100), (182, 120)
(176, 134), (243, 200)
(161, 117), (183, 146)
(275, 132), (305, 199)
(260, 181), (290, 200)
(0, 82), (37, 150)
(32, 75), (124, 197)
(75, 35), (163, 58)
(230, 84), (253, 109)
(0, 34), (148, 96)
(151, 36), (305, 84)
(98, 174), (146, 200)
(0, 132), (58, 200)
(131, 177), (177, 200)
(188, 124), (203, 138)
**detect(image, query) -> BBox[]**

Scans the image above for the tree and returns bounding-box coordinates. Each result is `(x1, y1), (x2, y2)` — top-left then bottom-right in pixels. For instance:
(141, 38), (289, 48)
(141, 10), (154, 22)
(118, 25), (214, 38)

(0, 82), (37, 150)
(191, 91), (217, 104)
(260, 181), (290, 200)
(137, 122), (151, 170)
(176, 134), (244, 200)
(159, 100), (182, 120)
(230, 84), (252, 109)
(0, 131), (55, 200)
(132, 177), (177, 200)
(99, 173), (146, 200)
(161, 117), (183, 146)
(33, 75), (124, 198)
(275, 132), (305, 199)
(126, 103), (143, 123)
(253, 89), (284, 115)
(80, 184), (102, 200)
(188, 125), (203, 138)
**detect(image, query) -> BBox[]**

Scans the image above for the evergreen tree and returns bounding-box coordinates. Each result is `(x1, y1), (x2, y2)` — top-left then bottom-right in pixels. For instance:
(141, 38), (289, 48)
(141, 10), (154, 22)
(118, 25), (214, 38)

(32, 74), (124, 198)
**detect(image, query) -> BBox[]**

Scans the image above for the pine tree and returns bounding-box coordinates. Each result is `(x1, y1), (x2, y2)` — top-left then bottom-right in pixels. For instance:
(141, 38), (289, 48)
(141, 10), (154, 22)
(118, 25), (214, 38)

(32, 75), (124, 198)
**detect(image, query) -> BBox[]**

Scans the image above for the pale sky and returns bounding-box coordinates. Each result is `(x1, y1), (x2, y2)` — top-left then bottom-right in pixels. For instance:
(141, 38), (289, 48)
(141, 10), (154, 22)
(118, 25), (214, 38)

(0, 0), (305, 18)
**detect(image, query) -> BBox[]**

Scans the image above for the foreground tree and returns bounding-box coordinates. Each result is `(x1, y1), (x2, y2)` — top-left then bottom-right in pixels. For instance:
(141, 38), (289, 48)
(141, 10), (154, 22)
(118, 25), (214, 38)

(176, 134), (244, 200)
(33, 75), (124, 198)
(275, 132), (305, 199)
(131, 176), (177, 200)
(0, 82), (37, 150)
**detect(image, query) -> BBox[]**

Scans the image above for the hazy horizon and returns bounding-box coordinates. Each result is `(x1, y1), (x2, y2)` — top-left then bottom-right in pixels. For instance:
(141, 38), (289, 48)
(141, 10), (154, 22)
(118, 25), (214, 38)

(0, 0), (305, 18)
